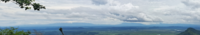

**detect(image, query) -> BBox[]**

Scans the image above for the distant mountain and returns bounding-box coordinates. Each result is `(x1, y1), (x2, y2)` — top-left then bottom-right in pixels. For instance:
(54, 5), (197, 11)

(178, 27), (200, 35)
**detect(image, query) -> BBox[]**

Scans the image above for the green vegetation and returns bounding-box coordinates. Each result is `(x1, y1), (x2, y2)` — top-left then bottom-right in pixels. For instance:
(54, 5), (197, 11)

(0, 0), (45, 11)
(178, 27), (200, 35)
(92, 29), (179, 35)
(0, 27), (31, 35)
(0, 27), (197, 35)
(38, 29), (182, 35)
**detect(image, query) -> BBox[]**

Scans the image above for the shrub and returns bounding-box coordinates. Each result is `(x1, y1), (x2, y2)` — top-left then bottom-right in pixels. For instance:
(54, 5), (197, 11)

(0, 27), (31, 35)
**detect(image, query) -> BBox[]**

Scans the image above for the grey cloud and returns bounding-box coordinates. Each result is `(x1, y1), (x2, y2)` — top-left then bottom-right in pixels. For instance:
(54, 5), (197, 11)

(181, 13), (200, 22)
(37, 6), (162, 23)
(123, 17), (162, 22)
(109, 12), (162, 22)
(182, 0), (200, 9)
(91, 0), (107, 5)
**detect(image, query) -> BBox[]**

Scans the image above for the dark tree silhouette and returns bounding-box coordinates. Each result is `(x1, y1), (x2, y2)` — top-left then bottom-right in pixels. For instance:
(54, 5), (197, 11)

(59, 27), (64, 35)
(0, 0), (45, 11)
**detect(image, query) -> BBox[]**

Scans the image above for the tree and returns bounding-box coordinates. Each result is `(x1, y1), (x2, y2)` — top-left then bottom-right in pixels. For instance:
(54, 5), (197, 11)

(59, 27), (64, 35)
(178, 27), (200, 35)
(0, 0), (45, 11)
(0, 27), (31, 35)
(0, 0), (45, 35)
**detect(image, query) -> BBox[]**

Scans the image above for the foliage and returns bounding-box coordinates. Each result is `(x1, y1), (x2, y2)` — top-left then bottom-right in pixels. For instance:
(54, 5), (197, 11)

(0, 0), (45, 11)
(178, 27), (200, 35)
(0, 27), (31, 35)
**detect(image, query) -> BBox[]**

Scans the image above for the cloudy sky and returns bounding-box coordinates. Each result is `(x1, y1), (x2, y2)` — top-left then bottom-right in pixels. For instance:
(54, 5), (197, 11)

(0, 0), (200, 26)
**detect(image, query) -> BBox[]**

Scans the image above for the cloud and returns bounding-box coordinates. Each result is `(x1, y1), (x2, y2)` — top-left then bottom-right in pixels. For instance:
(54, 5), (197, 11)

(91, 0), (107, 5)
(122, 13), (162, 22)
(37, 5), (162, 25)
(1, 0), (200, 26)
(182, 0), (200, 9)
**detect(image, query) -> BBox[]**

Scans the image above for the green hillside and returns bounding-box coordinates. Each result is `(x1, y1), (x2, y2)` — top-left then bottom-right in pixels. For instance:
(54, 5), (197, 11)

(178, 27), (200, 35)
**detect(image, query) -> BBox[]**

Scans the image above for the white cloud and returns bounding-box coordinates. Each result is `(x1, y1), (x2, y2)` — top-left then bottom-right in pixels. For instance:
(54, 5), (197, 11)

(0, 0), (200, 26)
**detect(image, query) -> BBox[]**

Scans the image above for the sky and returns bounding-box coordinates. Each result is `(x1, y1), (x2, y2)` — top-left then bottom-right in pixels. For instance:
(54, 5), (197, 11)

(0, 0), (200, 26)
